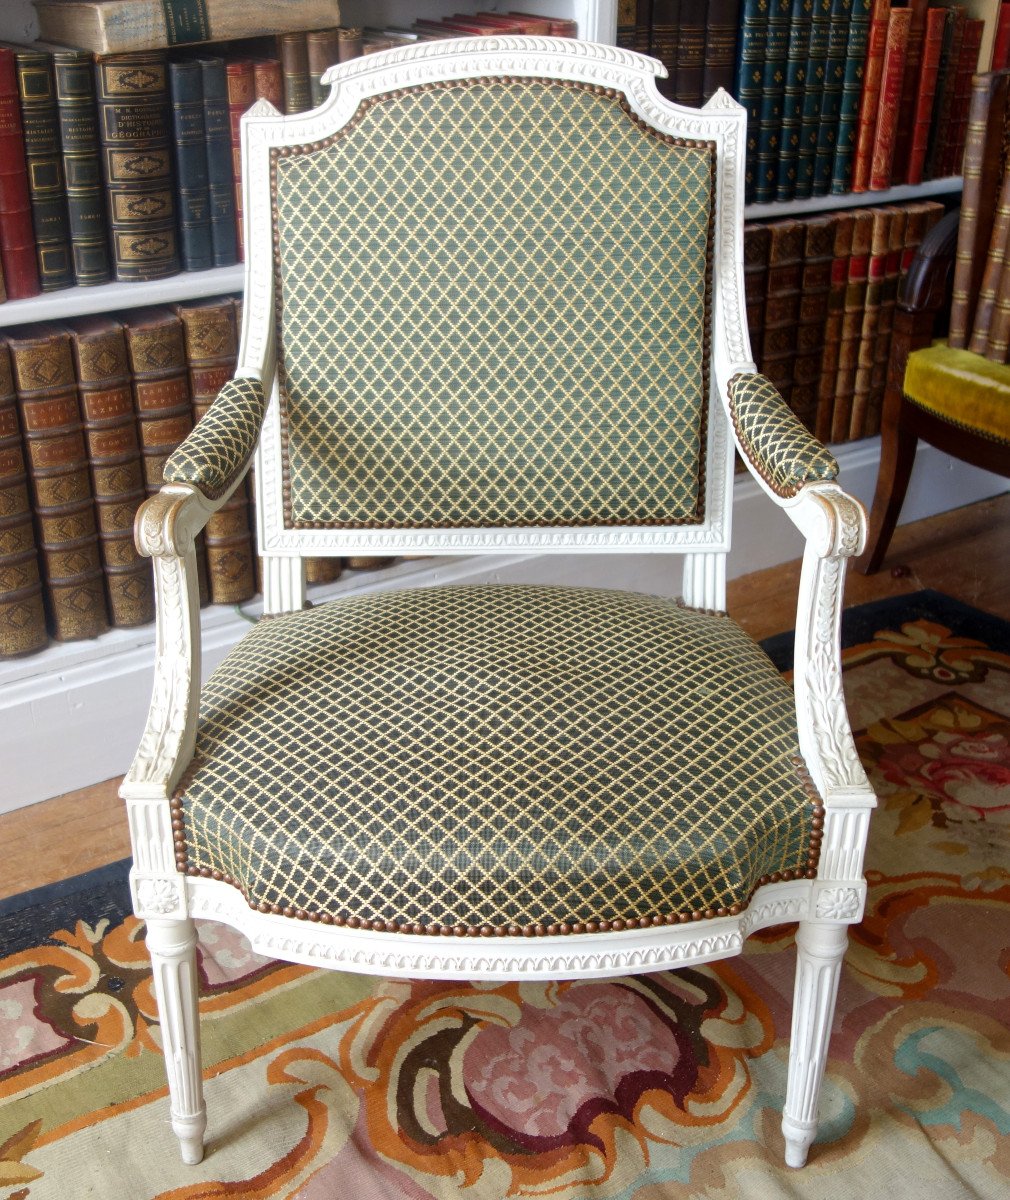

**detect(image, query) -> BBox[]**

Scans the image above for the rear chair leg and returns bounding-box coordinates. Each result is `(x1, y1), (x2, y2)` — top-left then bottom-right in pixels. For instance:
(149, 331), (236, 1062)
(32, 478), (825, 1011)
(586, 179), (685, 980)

(146, 916), (206, 1164)
(782, 920), (849, 1167)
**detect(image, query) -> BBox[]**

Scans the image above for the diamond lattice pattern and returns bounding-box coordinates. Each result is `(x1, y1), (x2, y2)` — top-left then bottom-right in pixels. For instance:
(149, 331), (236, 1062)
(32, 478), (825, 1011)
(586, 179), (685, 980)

(272, 80), (714, 529)
(180, 585), (815, 929)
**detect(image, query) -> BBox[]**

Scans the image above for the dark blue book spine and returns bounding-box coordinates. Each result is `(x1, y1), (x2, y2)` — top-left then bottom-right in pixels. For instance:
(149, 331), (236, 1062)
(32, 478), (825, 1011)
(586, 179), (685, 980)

(197, 56), (237, 268)
(754, 0), (793, 204)
(169, 60), (212, 272)
(830, 0), (872, 193)
(775, 0), (813, 201)
(812, 0), (854, 195)
(734, 0), (768, 204)
(795, 0), (832, 198)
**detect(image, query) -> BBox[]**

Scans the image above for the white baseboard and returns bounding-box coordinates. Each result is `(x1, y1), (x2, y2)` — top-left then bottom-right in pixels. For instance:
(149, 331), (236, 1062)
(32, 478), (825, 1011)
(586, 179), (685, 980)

(2, 439), (1005, 813)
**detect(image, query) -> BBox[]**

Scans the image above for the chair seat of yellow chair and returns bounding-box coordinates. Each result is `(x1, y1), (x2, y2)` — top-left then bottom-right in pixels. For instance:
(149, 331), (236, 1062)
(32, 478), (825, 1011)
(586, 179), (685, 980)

(903, 341), (1010, 445)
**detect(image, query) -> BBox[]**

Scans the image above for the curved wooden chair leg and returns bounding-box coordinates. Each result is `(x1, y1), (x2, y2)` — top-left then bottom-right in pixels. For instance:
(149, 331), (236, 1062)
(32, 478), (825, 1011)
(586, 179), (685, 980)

(857, 401), (919, 575)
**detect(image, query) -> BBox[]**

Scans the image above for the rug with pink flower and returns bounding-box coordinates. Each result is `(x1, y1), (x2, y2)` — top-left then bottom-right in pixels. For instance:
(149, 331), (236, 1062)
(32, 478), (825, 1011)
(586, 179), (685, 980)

(1, 589), (1008, 1200)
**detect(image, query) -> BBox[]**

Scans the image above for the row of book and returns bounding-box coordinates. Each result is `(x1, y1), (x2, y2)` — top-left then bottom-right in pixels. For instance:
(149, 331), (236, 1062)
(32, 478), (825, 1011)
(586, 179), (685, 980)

(949, 68), (1010, 364)
(745, 199), (946, 445)
(0, 300), (392, 660)
(0, 11), (576, 299)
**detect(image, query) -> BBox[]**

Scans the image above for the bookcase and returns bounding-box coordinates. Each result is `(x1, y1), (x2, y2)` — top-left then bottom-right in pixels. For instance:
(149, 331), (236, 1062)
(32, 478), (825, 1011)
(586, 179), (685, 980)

(0, 0), (1006, 812)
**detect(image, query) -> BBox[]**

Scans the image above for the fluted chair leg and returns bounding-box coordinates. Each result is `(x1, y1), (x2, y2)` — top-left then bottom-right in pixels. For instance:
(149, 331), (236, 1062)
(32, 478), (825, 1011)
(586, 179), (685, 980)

(781, 920), (849, 1167)
(146, 917), (207, 1164)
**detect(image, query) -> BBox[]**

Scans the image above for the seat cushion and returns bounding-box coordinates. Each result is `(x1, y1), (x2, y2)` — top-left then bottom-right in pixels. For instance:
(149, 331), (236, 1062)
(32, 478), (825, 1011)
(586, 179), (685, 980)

(904, 342), (1010, 445)
(176, 584), (821, 936)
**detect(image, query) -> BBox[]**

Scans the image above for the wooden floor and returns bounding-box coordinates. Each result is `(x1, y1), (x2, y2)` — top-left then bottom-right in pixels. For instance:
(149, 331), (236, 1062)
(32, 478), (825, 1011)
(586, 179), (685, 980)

(2, 493), (1008, 903)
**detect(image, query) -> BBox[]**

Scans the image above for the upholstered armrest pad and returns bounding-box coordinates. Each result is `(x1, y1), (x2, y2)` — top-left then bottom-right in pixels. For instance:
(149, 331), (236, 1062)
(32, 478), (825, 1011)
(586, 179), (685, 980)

(728, 373), (839, 497)
(163, 376), (266, 500)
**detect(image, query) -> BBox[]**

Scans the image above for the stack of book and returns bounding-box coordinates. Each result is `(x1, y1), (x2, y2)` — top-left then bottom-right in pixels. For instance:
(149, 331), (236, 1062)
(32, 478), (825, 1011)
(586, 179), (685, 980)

(744, 199), (945, 443)
(737, 0), (986, 204)
(618, 1), (741, 105)
(0, 2), (575, 299)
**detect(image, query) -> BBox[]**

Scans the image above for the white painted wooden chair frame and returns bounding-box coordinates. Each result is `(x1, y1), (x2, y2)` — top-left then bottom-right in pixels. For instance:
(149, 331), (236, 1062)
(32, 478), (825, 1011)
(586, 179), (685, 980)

(121, 38), (877, 1171)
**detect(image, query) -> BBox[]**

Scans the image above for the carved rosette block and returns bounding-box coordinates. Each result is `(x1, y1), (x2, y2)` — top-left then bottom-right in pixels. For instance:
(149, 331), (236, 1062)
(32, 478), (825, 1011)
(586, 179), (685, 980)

(133, 875), (186, 920)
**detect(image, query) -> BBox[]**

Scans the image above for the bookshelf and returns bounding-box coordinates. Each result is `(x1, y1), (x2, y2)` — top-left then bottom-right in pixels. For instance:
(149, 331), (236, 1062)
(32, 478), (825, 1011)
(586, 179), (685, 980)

(0, 0), (1006, 813)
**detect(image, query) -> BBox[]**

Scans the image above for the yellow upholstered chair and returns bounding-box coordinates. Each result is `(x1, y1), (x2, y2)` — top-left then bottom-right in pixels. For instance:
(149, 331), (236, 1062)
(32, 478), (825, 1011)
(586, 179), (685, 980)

(859, 214), (1010, 574)
(123, 38), (876, 1170)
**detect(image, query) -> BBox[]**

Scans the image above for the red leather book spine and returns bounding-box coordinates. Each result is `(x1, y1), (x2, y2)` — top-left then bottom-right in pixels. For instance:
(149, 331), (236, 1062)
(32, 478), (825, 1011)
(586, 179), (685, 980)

(225, 60), (255, 261)
(0, 48), (40, 300)
(906, 8), (946, 186)
(939, 19), (984, 178)
(889, 0), (928, 184)
(993, 2), (1010, 71)
(851, 0), (892, 193)
(869, 8), (911, 190)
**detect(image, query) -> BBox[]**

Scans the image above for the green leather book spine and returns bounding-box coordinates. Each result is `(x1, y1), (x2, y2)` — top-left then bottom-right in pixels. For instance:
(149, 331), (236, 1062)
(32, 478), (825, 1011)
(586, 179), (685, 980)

(794, 0), (832, 199)
(197, 56), (237, 268)
(830, 0), (872, 194)
(47, 46), (112, 287)
(754, 0), (793, 204)
(168, 59), (212, 272)
(734, 0), (768, 203)
(812, 0), (852, 196)
(775, 0), (812, 201)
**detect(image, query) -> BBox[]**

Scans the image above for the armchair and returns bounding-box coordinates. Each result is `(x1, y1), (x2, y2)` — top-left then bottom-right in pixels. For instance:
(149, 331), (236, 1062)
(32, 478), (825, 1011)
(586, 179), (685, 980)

(122, 37), (876, 1171)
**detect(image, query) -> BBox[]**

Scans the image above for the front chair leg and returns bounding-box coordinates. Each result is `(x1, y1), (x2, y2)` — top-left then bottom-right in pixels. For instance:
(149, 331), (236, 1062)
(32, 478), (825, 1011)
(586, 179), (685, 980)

(146, 916), (207, 1164)
(781, 920), (849, 1167)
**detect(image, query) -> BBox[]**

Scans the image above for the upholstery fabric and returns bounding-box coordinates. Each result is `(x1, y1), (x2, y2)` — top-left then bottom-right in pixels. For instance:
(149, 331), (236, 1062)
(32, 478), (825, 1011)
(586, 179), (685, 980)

(728, 373), (839, 497)
(271, 78), (715, 530)
(177, 584), (819, 934)
(164, 376), (266, 499)
(904, 341), (1010, 445)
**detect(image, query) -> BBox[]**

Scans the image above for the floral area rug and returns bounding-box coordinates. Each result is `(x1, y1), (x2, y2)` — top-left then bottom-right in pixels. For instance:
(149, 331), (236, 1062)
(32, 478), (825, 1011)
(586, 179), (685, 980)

(2, 589), (1008, 1199)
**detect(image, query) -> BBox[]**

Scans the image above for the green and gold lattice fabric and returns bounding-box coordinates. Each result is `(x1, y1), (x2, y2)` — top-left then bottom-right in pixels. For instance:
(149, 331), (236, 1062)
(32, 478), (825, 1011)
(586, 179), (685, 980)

(271, 79), (714, 530)
(164, 376), (266, 499)
(728, 373), (838, 497)
(177, 584), (818, 934)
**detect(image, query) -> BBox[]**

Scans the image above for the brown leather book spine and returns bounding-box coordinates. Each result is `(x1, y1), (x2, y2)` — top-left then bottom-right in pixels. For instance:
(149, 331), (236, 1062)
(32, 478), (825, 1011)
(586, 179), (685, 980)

(866, 205), (907, 436)
(176, 296), (257, 605)
(791, 214), (836, 432)
(868, 8), (911, 190)
(307, 28), (341, 107)
(985, 261), (1010, 363)
(337, 28), (364, 62)
(814, 211), (856, 443)
(69, 315), (153, 628)
(831, 208), (874, 443)
(889, 0), (928, 183)
(760, 219), (807, 406)
(939, 18), (984, 178)
(0, 48), (40, 300)
(226, 60), (254, 260)
(924, 8), (964, 180)
(969, 164), (1010, 356)
(906, 7), (946, 186)
(743, 222), (771, 364)
(0, 339), (48, 657)
(674, 0), (706, 107)
(252, 58), (284, 110)
(8, 322), (108, 641)
(851, 0), (891, 193)
(94, 51), (179, 281)
(849, 207), (892, 440)
(949, 71), (1010, 349)
(305, 556), (343, 584)
(702, 0), (740, 101)
(277, 32), (312, 115)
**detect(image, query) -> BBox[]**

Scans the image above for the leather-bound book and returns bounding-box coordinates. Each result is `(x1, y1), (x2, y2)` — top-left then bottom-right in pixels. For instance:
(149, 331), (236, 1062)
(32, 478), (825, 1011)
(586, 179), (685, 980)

(702, 0), (740, 101)
(733, 0), (766, 202)
(938, 19), (985, 179)
(307, 28), (341, 107)
(995, 2), (1010, 71)
(830, 0), (871, 194)
(94, 50), (180, 281)
(6, 45), (73, 291)
(811, 0), (853, 197)
(176, 296), (257, 605)
(277, 32), (311, 115)
(305, 556), (343, 584)
(68, 315), (153, 628)
(0, 49), (40, 301)
(795, 0), (832, 200)
(791, 214), (836, 432)
(985, 263), (1010, 364)
(865, 205), (907, 436)
(851, 0), (891, 193)
(924, 7), (964, 181)
(225, 59), (254, 260)
(197, 56), (237, 268)
(831, 208), (874, 443)
(648, 0), (681, 99)
(754, 0), (792, 203)
(849, 207), (892, 440)
(760, 218), (806, 405)
(949, 72), (1010, 349)
(906, 7), (946, 186)
(8, 322), (108, 642)
(814, 211), (856, 442)
(337, 28), (364, 62)
(252, 58), (284, 110)
(0, 340), (47, 658)
(674, 0), (706, 107)
(888, 0), (929, 185)
(743, 222), (771, 363)
(868, 7), (912, 191)
(970, 160), (1010, 357)
(168, 60), (211, 272)
(775, 0), (811, 201)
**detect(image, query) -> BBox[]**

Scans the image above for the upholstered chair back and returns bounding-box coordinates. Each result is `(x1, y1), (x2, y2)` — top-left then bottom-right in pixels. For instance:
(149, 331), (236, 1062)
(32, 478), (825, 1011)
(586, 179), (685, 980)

(269, 78), (716, 532)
